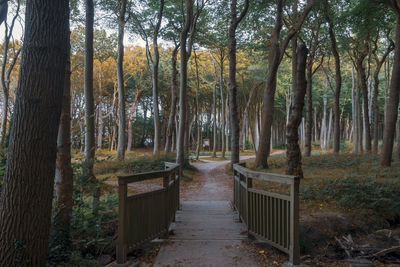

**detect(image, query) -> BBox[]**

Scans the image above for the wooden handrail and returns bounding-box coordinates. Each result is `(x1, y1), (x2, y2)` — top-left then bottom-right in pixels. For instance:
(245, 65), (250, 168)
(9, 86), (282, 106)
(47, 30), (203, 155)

(116, 162), (180, 264)
(118, 164), (180, 184)
(233, 164), (299, 184)
(233, 163), (301, 265)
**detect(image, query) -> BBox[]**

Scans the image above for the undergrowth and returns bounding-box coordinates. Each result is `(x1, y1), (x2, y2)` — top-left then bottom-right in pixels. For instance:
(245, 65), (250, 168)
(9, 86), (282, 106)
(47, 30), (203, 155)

(246, 152), (400, 225)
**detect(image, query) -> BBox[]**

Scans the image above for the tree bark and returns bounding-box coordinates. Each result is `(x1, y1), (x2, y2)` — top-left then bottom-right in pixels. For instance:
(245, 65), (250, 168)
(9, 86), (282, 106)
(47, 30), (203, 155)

(176, 0), (193, 167)
(286, 44), (307, 177)
(381, 14), (400, 166)
(152, 0), (165, 156)
(165, 44), (179, 152)
(228, 0), (249, 168)
(117, 0), (127, 160)
(0, 1), (69, 265)
(327, 16), (342, 154)
(83, 0), (100, 216)
(53, 40), (73, 261)
(255, 0), (314, 168)
(219, 50), (226, 158)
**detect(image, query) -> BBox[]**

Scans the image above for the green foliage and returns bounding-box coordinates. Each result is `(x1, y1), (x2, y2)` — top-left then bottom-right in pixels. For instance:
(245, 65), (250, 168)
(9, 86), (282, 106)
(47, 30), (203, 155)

(301, 176), (400, 223)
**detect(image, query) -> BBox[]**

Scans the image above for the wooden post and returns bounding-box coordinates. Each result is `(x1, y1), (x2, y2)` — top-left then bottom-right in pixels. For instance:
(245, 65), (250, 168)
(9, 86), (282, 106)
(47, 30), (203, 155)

(289, 177), (300, 265)
(246, 174), (252, 233)
(117, 183), (127, 264)
(163, 173), (170, 237)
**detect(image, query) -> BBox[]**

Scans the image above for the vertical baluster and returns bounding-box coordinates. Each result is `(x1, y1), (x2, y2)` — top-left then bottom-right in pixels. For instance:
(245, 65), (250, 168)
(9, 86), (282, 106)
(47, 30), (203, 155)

(290, 177), (300, 265)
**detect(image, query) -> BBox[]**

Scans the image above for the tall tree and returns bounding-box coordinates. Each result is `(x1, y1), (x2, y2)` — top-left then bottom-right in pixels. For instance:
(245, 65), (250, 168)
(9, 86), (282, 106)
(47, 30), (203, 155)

(255, 0), (314, 168)
(0, 1), (69, 264)
(228, 0), (249, 167)
(0, 0), (21, 146)
(380, 0), (400, 166)
(325, 2), (342, 154)
(286, 44), (308, 177)
(116, 0), (129, 160)
(52, 37), (73, 261)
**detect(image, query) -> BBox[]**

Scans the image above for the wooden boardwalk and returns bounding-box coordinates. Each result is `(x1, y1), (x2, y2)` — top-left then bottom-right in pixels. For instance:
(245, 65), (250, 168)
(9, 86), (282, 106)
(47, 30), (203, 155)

(154, 160), (260, 267)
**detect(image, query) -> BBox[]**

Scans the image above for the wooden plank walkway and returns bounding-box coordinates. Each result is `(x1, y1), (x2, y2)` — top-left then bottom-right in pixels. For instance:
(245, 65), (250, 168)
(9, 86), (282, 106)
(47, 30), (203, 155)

(154, 159), (260, 267)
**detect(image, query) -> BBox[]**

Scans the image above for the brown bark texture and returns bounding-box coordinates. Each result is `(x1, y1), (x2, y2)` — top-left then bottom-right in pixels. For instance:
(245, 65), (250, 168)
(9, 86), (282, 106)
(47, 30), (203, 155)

(286, 44), (308, 177)
(0, 1), (69, 265)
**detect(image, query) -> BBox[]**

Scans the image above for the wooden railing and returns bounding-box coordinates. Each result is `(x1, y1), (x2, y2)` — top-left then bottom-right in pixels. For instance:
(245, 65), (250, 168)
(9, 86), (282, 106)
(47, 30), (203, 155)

(233, 163), (300, 265)
(116, 162), (180, 264)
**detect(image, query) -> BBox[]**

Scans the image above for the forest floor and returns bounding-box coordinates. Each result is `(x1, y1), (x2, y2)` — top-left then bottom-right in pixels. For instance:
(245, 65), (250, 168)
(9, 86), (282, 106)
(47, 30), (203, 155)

(75, 149), (400, 266)
(243, 152), (400, 266)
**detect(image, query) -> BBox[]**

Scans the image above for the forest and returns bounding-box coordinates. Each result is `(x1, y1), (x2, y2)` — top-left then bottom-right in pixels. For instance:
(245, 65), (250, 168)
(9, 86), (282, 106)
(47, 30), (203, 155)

(0, 0), (400, 266)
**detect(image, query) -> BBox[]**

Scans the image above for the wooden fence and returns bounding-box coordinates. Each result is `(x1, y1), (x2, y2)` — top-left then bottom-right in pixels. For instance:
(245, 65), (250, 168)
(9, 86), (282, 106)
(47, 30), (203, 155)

(233, 163), (301, 265)
(116, 162), (180, 264)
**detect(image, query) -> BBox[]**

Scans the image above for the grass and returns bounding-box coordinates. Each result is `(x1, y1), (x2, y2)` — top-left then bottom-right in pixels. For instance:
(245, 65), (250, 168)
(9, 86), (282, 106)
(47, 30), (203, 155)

(244, 152), (400, 225)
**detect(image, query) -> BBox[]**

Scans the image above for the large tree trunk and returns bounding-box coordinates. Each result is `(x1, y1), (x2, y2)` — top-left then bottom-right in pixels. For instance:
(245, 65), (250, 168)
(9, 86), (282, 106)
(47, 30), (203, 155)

(0, 1), (69, 265)
(228, 0), (249, 168)
(286, 44), (307, 177)
(165, 45), (179, 152)
(381, 14), (400, 166)
(117, 0), (127, 160)
(53, 43), (73, 261)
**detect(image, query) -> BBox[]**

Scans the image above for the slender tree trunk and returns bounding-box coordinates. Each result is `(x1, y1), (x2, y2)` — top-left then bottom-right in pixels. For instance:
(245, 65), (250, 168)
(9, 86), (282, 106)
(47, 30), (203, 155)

(381, 15), (400, 166)
(53, 43), (73, 261)
(176, 0), (193, 167)
(305, 60), (313, 156)
(352, 67), (359, 154)
(151, 0), (164, 156)
(219, 51), (226, 158)
(228, 0), (249, 168)
(127, 92), (141, 152)
(357, 58), (372, 152)
(0, 1), (69, 264)
(117, 0), (127, 160)
(286, 44), (307, 177)
(83, 0), (99, 216)
(328, 19), (342, 154)
(165, 45), (179, 152)
(212, 56), (218, 157)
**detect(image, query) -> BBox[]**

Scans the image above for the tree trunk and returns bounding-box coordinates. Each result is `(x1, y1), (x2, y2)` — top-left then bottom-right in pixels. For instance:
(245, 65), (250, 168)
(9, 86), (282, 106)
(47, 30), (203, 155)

(327, 18), (342, 154)
(357, 58), (372, 152)
(381, 15), (400, 166)
(53, 42), (73, 261)
(228, 0), (249, 168)
(152, 0), (164, 156)
(286, 44), (307, 177)
(0, 1), (69, 265)
(305, 60), (312, 156)
(165, 45), (179, 152)
(83, 0), (99, 216)
(352, 67), (359, 154)
(176, 0), (193, 167)
(219, 51), (226, 158)
(117, 0), (127, 160)
(212, 55), (218, 157)
(127, 91), (141, 152)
